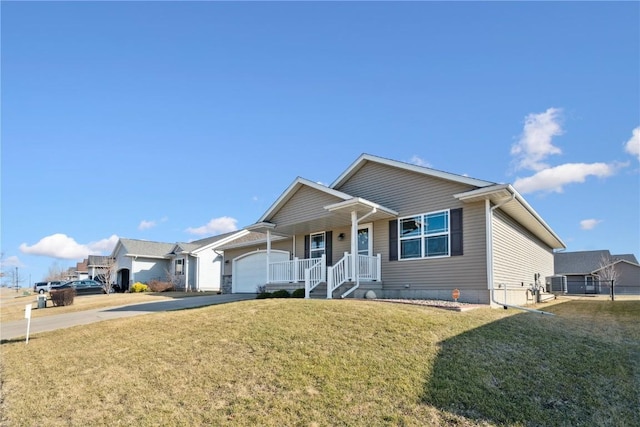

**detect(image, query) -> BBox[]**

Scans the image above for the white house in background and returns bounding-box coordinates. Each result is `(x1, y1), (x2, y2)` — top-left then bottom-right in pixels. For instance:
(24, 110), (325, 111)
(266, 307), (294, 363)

(111, 231), (248, 292)
(165, 230), (250, 292)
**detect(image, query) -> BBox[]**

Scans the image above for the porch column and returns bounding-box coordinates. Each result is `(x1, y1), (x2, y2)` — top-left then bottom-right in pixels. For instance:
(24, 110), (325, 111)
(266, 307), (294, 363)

(266, 229), (272, 285)
(185, 256), (189, 292)
(351, 211), (358, 280)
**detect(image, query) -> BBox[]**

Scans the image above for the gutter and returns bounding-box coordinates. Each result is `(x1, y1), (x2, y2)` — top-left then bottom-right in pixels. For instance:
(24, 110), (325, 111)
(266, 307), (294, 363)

(486, 197), (554, 315)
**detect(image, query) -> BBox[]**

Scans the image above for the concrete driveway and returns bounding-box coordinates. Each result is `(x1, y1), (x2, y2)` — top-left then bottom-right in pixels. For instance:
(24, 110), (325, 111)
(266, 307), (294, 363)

(0, 293), (256, 342)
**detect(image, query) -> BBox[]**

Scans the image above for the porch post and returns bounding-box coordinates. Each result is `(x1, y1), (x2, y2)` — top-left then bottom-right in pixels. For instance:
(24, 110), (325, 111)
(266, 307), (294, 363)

(266, 229), (272, 285)
(351, 211), (358, 281)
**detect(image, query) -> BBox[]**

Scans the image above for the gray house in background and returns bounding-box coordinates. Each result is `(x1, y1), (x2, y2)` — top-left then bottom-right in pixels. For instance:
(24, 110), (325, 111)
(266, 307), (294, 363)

(553, 250), (640, 295)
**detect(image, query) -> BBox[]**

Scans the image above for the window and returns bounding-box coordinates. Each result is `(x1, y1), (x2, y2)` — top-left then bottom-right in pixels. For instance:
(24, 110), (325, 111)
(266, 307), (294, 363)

(309, 232), (325, 259)
(399, 210), (450, 259)
(175, 259), (184, 275)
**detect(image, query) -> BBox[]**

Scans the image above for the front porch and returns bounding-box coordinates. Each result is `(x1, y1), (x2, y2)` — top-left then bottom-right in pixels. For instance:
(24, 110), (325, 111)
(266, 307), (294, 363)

(267, 252), (382, 299)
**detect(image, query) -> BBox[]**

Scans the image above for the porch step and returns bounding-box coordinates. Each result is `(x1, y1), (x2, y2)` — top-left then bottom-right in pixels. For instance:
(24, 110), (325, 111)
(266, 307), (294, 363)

(308, 281), (383, 299)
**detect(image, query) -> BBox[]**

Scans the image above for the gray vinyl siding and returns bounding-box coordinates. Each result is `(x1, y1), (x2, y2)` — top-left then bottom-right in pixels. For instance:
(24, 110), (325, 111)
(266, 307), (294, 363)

(270, 186), (344, 228)
(613, 262), (640, 292)
(377, 203), (488, 292)
(335, 161), (474, 216)
(336, 161), (489, 297)
(492, 209), (554, 287)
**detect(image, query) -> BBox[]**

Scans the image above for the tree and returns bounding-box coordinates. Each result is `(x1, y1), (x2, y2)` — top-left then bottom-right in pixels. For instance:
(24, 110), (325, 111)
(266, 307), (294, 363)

(45, 261), (68, 281)
(596, 253), (619, 301)
(92, 256), (117, 294)
(164, 266), (185, 291)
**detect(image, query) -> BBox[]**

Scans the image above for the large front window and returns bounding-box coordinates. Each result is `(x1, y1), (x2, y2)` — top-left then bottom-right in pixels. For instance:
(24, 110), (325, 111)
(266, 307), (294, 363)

(399, 210), (450, 259)
(310, 232), (325, 259)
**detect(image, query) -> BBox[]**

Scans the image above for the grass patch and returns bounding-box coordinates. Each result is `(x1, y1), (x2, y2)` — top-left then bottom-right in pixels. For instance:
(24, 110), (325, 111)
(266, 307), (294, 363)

(1, 299), (638, 426)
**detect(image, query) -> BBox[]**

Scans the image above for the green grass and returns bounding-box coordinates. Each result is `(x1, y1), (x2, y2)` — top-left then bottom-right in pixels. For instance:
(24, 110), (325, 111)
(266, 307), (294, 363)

(1, 299), (638, 426)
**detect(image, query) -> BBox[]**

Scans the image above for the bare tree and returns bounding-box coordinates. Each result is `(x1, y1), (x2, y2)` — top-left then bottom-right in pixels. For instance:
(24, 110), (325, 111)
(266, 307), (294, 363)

(164, 266), (185, 291)
(93, 256), (117, 294)
(596, 254), (619, 300)
(45, 261), (67, 281)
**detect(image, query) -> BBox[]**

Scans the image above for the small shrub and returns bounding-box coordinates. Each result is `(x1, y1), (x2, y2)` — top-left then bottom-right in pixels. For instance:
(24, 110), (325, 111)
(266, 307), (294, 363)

(271, 289), (290, 299)
(291, 288), (305, 298)
(50, 288), (75, 306)
(256, 285), (267, 294)
(256, 292), (272, 299)
(147, 280), (174, 292)
(131, 282), (149, 293)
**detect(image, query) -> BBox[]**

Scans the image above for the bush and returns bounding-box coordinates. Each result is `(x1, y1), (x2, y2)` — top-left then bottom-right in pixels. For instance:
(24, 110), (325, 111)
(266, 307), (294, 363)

(271, 289), (290, 299)
(147, 280), (174, 292)
(131, 282), (149, 293)
(291, 288), (305, 298)
(256, 292), (272, 299)
(50, 288), (75, 306)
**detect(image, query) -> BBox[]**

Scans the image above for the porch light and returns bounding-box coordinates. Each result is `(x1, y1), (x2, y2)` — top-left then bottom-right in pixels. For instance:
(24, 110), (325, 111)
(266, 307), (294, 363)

(338, 233), (345, 241)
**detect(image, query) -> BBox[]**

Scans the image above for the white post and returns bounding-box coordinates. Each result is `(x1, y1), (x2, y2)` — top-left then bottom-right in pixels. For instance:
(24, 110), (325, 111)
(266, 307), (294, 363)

(376, 253), (381, 281)
(266, 229), (272, 285)
(184, 257), (189, 292)
(351, 211), (358, 281)
(293, 257), (299, 282)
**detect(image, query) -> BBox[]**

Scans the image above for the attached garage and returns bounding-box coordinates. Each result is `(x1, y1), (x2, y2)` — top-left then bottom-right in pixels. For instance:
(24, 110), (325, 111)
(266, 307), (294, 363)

(232, 250), (290, 293)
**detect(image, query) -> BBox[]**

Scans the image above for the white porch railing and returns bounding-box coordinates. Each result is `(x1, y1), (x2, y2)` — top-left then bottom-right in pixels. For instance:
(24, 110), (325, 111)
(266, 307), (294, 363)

(304, 256), (326, 299)
(269, 255), (326, 283)
(328, 253), (381, 299)
(357, 254), (382, 282)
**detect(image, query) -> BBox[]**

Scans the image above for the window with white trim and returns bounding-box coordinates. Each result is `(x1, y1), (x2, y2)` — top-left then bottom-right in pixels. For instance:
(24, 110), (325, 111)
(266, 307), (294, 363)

(310, 232), (325, 259)
(399, 210), (450, 259)
(175, 259), (184, 275)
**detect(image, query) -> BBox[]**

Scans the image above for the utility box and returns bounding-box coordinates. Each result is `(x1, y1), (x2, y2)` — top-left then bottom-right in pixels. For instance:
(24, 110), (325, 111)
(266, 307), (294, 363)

(37, 294), (47, 309)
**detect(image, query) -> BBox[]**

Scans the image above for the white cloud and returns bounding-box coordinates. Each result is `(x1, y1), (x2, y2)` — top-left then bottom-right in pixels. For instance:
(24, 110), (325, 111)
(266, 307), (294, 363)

(624, 127), (640, 161)
(138, 220), (156, 230)
(580, 219), (602, 230)
(185, 216), (238, 236)
(409, 155), (431, 167)
(511, 108), (563, 171)
(138, 217), (168, 230)
(1, 255), (25, 268)
(513, 162), (618, 194)
(19, 233), (119, 260)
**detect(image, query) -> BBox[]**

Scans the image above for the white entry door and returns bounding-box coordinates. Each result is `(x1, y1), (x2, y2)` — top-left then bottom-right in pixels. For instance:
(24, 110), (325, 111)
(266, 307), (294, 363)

(357, 223), (373, 256)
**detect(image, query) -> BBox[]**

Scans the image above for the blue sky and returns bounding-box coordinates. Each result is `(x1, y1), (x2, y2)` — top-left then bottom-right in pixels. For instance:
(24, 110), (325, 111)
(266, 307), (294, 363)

(1, 1), (638, 285)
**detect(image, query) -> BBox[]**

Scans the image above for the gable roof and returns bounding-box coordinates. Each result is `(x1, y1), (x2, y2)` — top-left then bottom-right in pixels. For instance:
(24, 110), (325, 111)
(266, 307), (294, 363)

(168, 230), (249, 255)
(454, 184), (565, 249)
(554, 250), (639, 275)
(114, 238), (175, 259)
(257, 177), (354, 224)
(331, 153), (496, 189)
(216, 231), (290, 250)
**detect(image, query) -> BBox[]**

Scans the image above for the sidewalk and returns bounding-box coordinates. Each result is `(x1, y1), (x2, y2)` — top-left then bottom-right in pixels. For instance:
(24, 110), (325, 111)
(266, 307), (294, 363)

(1, 293), (255, 342)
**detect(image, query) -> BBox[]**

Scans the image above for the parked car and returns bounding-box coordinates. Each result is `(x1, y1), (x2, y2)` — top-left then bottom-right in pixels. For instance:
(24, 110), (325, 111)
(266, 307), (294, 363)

(33, 281), (64, 294)
(50, 280), (109, 295)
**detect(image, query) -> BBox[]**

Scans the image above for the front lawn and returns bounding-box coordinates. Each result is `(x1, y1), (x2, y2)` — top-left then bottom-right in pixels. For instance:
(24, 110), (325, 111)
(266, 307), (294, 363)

(1, 299), (638, 426)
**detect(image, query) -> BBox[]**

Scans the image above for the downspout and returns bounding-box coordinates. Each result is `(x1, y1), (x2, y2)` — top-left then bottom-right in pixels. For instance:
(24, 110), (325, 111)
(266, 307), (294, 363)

(486, 197), (554, 315)
(341, 207), (377, 299)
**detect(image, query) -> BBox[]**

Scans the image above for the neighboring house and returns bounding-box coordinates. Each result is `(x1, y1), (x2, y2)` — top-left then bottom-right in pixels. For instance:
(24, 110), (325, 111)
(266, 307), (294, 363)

(553, 250), (640, 295)
(112, 238), (176, 291)
(87, 255), (113, 282)
(165, 230), (251, 292)
(112, 231), (248, 292)
(221, 153), (566, 306)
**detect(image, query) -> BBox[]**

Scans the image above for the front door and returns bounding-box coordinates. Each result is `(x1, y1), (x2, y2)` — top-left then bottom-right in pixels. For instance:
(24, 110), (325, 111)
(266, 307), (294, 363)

(357, 223), (373, 256)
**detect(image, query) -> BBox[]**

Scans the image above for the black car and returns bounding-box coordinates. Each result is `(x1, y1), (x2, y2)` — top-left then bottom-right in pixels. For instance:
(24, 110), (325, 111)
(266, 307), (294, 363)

(51, 280), (108, 295)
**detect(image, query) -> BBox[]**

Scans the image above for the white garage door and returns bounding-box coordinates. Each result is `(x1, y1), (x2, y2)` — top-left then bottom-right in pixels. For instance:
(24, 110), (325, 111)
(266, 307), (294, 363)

(232, 250), (290, 293)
